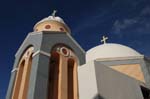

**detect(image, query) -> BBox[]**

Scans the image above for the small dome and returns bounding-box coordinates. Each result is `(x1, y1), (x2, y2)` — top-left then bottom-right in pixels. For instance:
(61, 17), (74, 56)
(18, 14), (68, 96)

(86, 43), (142, 62)
(33, 13), (71, 33)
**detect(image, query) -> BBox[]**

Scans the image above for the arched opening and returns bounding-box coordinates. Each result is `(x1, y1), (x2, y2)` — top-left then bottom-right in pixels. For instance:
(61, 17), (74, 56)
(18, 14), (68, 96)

(22, 54), (33, 99)
(12, 47), (34, 99)
(48, 44), (78, 99)
(12, 60), (25, 99)
(68, 59), (75, 99)
(48, 52), (60, 99)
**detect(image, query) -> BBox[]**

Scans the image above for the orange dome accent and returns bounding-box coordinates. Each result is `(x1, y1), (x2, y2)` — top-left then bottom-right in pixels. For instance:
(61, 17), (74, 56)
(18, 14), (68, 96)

(33, 16), (71, 33)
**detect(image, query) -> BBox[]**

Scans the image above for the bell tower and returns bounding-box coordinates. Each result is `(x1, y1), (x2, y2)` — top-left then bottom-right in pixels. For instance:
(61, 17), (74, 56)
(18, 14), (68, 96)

(6, 11), (85, 99)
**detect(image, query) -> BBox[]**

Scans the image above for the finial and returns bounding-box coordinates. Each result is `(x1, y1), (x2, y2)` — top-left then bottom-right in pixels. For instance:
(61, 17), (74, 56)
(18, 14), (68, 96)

(101, 36), (108, 44)
(52, 10), (57, 17)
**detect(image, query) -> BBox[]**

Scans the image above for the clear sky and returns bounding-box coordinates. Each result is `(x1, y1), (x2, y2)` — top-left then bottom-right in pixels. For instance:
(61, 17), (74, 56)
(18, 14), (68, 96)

(0, 0), (150, 98)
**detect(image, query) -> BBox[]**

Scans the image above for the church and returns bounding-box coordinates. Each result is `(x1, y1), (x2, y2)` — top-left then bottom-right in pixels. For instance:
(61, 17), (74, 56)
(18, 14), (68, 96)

(6, 11), (150, 99)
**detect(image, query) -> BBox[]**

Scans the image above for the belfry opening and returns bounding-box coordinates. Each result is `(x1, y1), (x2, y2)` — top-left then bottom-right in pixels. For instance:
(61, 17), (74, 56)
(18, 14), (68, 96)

(48, 52), (60, 99)
(48, 45), (78, 99)
(68, 59), (75, 99)
(12, 47), (34, 99)
(12, 60), (25, 99)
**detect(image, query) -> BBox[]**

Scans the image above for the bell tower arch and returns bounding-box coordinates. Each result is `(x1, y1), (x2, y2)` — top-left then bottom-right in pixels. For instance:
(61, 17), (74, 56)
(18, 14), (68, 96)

(48, 44), (79, 99)
(11, 46), (34, 99)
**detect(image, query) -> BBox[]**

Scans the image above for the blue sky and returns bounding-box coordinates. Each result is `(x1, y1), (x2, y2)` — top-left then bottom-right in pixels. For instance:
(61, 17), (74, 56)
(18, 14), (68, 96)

(0, 0), (150, 98)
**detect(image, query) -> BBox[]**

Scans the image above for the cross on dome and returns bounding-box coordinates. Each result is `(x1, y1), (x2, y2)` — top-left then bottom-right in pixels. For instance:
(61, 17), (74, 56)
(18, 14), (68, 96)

(101, 36), (108, 44)
(52, 10), (57, 17)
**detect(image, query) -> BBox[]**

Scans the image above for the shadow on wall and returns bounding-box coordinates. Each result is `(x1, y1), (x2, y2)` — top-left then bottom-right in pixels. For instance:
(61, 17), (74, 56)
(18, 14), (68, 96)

(94, 94), (105, 99)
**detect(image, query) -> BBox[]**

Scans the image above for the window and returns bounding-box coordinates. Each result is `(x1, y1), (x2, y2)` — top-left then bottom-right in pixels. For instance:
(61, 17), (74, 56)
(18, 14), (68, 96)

(22, 54), (33, 98)
(60, 27), (64, 32)
(48, 52), (60, 99)
(12, 60), (25, 99)
(68, 59), (75, 99)
(12, 47), (34, 99)
(48, 45), (78, 99)
(45, 25), (51, 29)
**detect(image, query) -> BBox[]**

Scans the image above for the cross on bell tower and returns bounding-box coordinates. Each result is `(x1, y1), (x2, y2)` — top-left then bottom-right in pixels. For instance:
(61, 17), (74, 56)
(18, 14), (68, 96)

(52, 10), (57, 17)
(101, 36), (108, 44)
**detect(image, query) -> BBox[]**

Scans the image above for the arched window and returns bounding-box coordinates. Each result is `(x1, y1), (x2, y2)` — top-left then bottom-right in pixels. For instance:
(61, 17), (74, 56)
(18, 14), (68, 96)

(68, 59), (75, 99)
(21, 54), (33, 98)
(68, 58), (78, 99)
(12, 47), (34, 99)
(48, 52), (60, 99)
(45, 25), (51, 29)
(48, 44), (78, 99)
(12, 60), (25, 99)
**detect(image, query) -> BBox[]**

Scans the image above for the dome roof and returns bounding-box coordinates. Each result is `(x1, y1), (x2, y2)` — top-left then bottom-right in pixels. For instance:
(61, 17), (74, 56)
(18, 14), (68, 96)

(33, 11), (71, 33)
(34, 16), (66, 28)
(86, 43), (142, 62)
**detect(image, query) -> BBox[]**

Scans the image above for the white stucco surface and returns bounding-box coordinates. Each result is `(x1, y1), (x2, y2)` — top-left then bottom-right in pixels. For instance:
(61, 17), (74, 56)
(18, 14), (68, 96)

(86, 43), (142, 62)
(78, 61), (98, 99)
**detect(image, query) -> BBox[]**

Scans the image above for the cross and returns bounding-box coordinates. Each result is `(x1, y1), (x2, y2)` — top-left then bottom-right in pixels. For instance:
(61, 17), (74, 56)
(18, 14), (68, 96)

(52, 10), (57, 17)
(101, 36), (108, 44)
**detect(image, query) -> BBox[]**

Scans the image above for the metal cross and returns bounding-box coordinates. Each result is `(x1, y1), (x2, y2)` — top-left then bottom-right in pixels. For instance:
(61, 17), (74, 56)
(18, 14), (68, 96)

(52, 10), (57, 17)
(101, 36), (108, 44)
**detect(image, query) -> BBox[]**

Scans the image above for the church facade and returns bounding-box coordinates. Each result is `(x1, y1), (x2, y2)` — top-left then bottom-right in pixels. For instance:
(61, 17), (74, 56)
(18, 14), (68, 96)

(6, 11), (150, 99)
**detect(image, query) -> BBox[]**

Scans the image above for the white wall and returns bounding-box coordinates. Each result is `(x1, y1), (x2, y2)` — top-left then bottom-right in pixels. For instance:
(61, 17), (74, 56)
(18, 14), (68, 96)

(78, 61), (98, 99)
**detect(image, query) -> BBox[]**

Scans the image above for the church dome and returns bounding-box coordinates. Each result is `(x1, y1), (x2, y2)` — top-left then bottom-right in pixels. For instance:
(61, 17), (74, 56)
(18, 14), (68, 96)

(33, 10), (71, 33)
(86, 43), (142, 62)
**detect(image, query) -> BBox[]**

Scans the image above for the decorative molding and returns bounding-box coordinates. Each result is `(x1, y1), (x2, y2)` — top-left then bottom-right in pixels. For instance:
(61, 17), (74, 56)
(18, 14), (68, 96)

(11, 68), (18, 73)
(60, 47), (70, 57)
(30, 32), (43, 35)
(32, 50), (40, 57)
(95, 55), (144, 62)
(32, 50), (51, 57)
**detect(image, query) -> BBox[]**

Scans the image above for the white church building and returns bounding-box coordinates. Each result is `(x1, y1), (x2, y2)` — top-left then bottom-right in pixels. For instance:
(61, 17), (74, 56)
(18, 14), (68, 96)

(6, 11), (150, 99)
